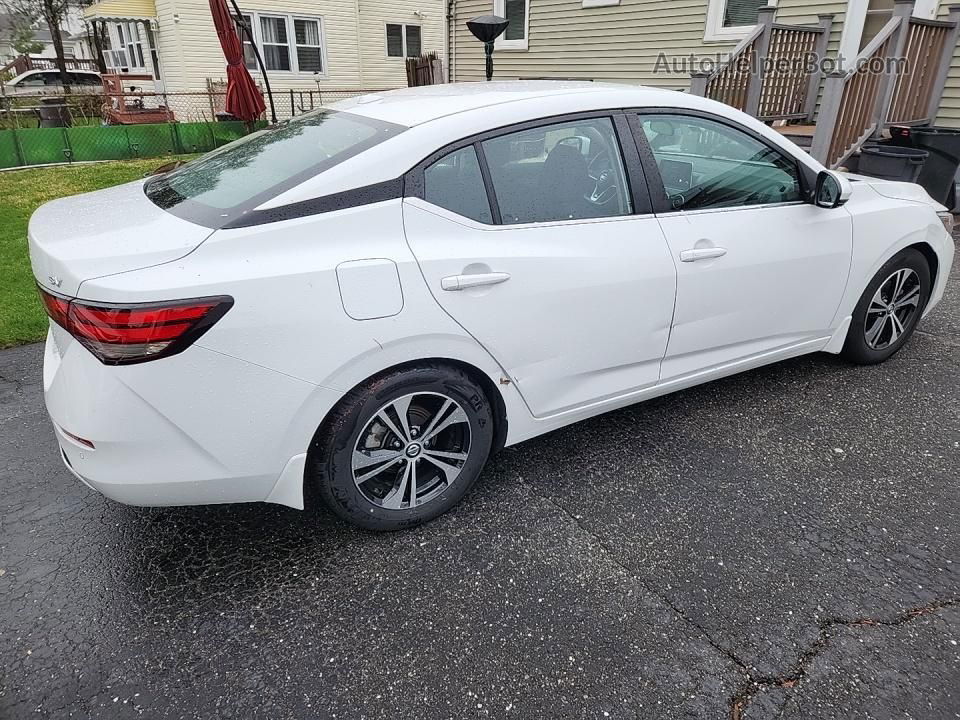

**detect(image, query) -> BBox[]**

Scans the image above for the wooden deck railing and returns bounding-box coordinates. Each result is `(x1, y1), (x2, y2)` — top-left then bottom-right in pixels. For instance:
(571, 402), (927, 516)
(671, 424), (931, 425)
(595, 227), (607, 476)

(691, 0), (960, 170)
(810, 16), (903, 169)
(0, 55), (99, 81)
(758, 19), (832, 120)
(690, 9), (833, 122)
(690, 24), (763, 113)
(810, 0), (960, 168)
(887, 10), (960, 125)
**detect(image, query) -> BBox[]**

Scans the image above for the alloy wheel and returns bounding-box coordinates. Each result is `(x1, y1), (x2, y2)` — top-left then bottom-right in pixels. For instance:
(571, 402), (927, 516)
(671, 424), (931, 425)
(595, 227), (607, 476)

(351, 392), (472, 510)
(864, 267), (921, 350)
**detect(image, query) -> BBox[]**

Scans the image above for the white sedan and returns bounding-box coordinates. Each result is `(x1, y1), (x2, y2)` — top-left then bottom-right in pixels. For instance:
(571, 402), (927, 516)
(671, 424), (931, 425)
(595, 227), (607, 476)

(29, 82), (954, 530)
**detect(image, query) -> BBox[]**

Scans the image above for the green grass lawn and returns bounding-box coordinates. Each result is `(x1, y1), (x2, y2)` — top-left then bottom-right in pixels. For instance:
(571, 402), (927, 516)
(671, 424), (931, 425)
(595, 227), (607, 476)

(0, 157), (195, 348)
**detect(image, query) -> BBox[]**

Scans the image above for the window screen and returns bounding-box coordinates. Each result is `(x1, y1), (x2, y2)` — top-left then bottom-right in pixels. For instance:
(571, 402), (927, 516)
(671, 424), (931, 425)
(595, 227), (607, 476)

(261, 16), (291, 70)
(504, 0), (526, 40)
(386, 24), (403, 57)
(723, 0), (767, 26)
(295, 19), (323, 72)
(405, 25), (421, 57)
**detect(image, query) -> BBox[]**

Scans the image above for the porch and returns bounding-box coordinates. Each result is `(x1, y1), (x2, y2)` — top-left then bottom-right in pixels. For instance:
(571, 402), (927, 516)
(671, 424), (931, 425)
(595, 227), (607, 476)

(82, 0), (163, 93)
(689, 0), (960, 169)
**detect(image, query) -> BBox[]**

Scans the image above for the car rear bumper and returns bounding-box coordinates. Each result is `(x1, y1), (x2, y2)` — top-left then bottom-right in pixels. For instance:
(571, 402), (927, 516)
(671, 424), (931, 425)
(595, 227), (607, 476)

(43, 326), (334, 508)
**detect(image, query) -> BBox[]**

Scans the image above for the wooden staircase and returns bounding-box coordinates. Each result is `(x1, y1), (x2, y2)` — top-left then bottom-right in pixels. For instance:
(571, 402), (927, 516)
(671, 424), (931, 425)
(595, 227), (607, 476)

(689, 0), (960, 169)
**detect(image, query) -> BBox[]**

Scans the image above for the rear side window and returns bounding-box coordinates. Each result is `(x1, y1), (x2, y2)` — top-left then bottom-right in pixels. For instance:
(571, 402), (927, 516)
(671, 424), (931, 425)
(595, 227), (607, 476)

(145, 109), (404, 227)
(480, 116), (632, 224)
(424, 146), (492, 224)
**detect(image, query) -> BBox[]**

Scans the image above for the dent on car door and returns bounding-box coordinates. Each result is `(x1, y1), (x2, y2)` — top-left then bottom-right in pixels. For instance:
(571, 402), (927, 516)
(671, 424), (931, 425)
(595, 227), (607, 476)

(402, 114), (678, 417)
(633, 112), (853, 380)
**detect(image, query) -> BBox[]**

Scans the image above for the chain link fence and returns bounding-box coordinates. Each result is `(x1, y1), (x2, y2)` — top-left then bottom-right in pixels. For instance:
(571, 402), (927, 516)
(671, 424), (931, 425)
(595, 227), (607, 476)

(0, 87), (390, 169)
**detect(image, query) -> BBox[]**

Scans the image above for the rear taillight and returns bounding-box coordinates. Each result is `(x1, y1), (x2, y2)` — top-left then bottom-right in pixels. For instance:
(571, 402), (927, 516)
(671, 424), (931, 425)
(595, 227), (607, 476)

(38, 286), (233, 365)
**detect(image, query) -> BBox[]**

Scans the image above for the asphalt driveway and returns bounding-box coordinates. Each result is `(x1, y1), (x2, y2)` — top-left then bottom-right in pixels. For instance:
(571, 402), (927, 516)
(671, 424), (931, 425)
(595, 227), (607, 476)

(2, 246), (959, 720)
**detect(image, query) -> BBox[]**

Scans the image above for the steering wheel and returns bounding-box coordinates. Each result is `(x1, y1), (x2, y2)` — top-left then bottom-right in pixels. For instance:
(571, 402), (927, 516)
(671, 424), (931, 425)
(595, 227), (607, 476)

(668, 185), (706, 210)
(586, 149), (619, 206)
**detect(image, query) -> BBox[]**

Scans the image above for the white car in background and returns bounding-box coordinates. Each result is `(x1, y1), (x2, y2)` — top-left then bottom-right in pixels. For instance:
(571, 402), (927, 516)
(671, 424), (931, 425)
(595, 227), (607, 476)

(2, 68), (101, 96)
(29, 82), (954, 530)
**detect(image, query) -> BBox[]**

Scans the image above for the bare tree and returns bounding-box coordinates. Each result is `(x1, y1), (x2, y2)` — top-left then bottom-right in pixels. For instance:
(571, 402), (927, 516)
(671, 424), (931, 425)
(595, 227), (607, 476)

(1, 0), (72, 91)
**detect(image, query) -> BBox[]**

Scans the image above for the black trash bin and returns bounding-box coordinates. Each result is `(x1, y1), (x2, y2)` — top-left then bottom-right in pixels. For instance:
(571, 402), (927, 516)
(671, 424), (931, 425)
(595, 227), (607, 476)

(889, 125), (960, 207)
(858, 144), (928, 183)
(37, 97), (72, 128)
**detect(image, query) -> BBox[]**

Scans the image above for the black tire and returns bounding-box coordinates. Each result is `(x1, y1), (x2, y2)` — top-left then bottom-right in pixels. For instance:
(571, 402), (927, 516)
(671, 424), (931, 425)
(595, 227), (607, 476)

(841, 248), (931, 365)
(307, 364), (494, 531)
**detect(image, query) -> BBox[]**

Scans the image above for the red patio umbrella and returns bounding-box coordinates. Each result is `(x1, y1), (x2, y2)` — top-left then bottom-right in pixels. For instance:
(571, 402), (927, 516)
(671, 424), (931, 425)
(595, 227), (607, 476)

(209, 0), (266, 123)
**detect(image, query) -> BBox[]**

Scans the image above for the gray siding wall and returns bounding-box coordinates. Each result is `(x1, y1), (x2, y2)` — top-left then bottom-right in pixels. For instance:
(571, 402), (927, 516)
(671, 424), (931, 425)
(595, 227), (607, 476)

(449, 0), (739, 87)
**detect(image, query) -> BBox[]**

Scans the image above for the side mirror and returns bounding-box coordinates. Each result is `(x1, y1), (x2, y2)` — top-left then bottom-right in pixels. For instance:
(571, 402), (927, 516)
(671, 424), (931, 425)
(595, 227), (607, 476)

(814, 170), (852, 209)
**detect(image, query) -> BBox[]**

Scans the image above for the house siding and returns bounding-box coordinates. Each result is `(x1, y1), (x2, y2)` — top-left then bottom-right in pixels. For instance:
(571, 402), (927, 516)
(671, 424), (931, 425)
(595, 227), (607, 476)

(82, 0), (158, 20)
(145, 0), (444, 100)
(935, 1), (960, 127)
(772, 0), (847, 58)
(449, 0), (960, 129)
(450, 0), (740, 87)
(357, 0), (444, 88)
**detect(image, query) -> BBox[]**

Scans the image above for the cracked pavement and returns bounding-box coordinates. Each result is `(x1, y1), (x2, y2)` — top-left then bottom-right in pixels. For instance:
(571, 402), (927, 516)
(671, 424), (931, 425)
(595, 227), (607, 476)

(2, 245), (959, 719)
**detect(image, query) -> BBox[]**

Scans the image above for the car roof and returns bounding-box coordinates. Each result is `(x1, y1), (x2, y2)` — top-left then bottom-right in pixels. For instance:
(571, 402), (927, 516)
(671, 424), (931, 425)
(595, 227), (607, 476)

(10, 68), (100, 83)
(331, 81), (698, 127)
(264, 80), (824, 210)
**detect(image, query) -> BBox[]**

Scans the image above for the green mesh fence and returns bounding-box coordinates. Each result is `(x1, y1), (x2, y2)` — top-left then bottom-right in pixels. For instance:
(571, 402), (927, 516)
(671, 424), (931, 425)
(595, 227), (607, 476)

(0, 120), (254, 169)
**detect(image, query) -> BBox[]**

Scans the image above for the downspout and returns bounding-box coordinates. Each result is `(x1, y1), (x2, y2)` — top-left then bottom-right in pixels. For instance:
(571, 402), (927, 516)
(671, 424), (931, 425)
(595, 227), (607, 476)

(446, 0), (456, 82)
(354, 0), (364, 88)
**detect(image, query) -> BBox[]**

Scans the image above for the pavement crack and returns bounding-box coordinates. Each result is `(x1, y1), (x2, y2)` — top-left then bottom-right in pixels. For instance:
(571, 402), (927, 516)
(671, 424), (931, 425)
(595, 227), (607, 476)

(915, 329), (960, 348)
(516, 477), (754, 678)
(728, 597), (960, 720)
(516, 477), (960, 720)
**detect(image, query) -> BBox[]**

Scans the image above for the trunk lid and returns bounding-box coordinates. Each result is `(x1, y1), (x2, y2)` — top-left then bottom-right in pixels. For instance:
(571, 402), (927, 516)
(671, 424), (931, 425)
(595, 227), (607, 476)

(29, 179), (214, 298)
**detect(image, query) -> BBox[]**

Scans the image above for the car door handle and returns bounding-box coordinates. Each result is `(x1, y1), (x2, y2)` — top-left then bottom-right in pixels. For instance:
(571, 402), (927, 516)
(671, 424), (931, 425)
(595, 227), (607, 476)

(441, 272), (511, 291)
(679, 247), (727, 262)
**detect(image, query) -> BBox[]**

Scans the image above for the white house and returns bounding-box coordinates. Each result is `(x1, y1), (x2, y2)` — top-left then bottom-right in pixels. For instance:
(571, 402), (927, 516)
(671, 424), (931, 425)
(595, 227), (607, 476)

(81, 0), (444, 103)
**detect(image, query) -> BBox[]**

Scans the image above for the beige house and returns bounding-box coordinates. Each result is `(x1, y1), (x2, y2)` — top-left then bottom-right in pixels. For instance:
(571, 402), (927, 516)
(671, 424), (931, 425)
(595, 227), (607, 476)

(447, 0), (960, 129)
(81, 0), (444, 104)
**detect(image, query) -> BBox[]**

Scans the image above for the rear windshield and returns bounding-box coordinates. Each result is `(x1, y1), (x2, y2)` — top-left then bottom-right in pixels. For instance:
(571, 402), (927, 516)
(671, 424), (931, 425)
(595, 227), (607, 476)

(145, 109), (405, 227)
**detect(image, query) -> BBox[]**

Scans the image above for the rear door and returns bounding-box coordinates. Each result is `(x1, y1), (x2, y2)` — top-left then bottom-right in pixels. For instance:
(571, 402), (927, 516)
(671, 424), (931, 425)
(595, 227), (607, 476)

(403, 113), (678, 418)
(631, 111), (852, 381)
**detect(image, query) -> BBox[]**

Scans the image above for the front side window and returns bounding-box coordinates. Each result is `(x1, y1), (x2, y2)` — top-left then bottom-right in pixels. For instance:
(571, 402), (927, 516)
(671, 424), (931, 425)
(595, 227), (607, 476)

(494, 0), (528, 48)
(637, 114), (802, 211)
(481, 116), (632, 224)
(386, 24), (421, 57)
(260, 15), (291, 71)
(145, 110), (404, 227)
(424, 146), (492, 223)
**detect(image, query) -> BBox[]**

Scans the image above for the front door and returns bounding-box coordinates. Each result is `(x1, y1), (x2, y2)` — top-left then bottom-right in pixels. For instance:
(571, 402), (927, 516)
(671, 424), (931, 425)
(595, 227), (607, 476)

(403, 115), (677, 417)
(633, 112), (853, 381)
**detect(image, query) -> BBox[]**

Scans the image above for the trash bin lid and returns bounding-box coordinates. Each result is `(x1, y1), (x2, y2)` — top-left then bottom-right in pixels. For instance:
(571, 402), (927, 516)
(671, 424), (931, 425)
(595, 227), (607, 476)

(861, 144), (928, 161)
(893, 126), (960, 156)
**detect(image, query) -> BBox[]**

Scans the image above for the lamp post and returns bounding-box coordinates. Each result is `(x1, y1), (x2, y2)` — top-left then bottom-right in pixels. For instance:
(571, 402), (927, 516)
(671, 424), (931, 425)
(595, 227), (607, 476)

(466, 15), (509, 81)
